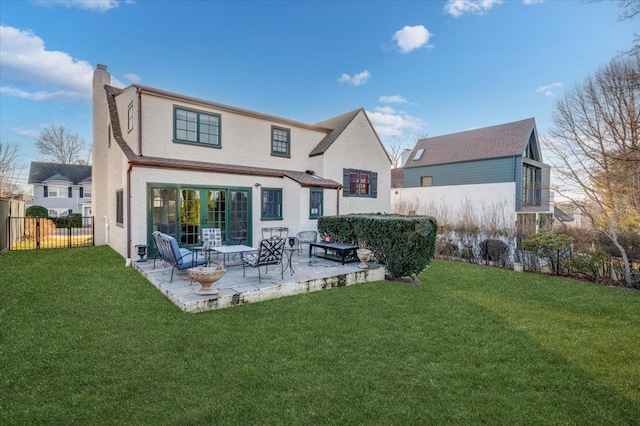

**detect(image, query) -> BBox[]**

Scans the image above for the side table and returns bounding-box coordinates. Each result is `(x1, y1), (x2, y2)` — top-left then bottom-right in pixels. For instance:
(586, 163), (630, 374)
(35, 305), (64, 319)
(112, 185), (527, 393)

(283, 247), (296, 275)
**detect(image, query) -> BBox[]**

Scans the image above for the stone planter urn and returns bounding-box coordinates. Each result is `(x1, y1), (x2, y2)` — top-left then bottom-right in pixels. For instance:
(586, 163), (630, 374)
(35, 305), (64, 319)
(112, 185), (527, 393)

(189, 265), (226, 295)
(356, 249), (372, 269)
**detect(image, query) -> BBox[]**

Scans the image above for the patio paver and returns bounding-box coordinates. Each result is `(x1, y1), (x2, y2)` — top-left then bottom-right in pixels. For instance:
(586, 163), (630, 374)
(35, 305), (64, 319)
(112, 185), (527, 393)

(134, 252), (385, 313)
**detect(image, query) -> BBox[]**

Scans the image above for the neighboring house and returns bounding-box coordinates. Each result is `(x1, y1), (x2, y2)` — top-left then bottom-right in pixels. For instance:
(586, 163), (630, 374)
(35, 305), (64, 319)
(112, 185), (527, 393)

(92, 64), (391, 260)
(27, 162), (92, 218)
(391, 118), (554, 234)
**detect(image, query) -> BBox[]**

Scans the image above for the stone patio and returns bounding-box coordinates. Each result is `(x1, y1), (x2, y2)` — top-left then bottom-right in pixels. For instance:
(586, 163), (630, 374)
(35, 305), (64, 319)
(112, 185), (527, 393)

(134, 250), (385, 313)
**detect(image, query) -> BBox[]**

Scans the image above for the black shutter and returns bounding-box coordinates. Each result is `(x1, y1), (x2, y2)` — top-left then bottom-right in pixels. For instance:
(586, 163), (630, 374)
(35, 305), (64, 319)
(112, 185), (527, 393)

(80, 187), (84, 198)
(342, 169), (351, 197)
(68, 187), (72, 198)
(44, 186), (48, 197)
(371, 172), (378, 198)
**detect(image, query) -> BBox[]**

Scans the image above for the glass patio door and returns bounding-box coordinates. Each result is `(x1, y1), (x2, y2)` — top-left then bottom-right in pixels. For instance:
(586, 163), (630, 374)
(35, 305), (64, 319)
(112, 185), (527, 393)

(149, 185), (251, 249)
(180, 189), (201, 245)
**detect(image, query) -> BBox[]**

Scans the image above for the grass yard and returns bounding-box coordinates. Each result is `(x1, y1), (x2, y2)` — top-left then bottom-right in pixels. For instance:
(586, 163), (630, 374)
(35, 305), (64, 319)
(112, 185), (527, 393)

(1, 246), (639, 425)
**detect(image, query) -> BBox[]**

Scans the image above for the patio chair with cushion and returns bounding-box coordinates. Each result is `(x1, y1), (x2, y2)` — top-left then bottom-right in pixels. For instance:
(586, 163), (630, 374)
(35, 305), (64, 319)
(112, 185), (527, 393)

(241, 237), (286, 282)
(152, 231), (192, 269)
(296, 231), (318, 255)
(153, 231), (208, 282)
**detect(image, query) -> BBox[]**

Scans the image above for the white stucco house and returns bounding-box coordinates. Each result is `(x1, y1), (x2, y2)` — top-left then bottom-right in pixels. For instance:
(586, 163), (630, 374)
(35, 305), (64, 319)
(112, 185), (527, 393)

(27, 162), (92, 218)
(92, 64), (391, 260)
(391, 118), (554, 234)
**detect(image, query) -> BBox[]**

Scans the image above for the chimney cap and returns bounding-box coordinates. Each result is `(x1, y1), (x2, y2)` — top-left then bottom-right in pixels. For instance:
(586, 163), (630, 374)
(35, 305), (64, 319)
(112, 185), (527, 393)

(96, 64), (108, 71)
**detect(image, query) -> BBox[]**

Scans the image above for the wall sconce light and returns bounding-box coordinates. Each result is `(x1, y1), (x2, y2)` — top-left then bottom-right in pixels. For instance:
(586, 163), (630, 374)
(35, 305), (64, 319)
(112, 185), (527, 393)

(254, 183), (262, 187)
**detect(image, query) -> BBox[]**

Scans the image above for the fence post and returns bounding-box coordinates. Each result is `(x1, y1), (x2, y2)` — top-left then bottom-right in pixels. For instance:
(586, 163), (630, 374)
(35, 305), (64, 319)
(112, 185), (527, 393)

(36, 217), (40, 249)
(68, 217), (72, 248)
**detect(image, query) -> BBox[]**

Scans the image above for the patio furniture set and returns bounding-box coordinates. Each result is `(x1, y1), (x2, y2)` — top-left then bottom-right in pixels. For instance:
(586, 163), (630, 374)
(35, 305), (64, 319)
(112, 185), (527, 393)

(151, 227), (363, 285)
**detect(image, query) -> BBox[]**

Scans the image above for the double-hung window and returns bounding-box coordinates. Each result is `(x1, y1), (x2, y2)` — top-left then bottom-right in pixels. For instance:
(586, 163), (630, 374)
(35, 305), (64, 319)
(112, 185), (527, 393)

(343, 169), (378, 198)
(174, 106), (221, 147)
(271, 126), (290, 157)
(309, 189), (323, 219)
(261, 188), (282, 220)
(44, 186), (68, 198)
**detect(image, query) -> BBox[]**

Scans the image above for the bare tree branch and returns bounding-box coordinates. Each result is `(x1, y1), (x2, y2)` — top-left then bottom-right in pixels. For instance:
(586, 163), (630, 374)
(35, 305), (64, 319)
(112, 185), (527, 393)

(35, 125), (91, 165)
(543, 53), (640, 287)
(0, 140), (23, 198)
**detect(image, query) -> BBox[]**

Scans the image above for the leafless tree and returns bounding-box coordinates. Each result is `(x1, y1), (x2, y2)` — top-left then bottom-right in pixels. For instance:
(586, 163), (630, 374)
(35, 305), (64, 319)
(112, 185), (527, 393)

(387, 132), (429, 168)
(619, 0), (640, 53)
(35, 125), (91, 165)
(0, 140), (23, 198)
(544, 53), (640, 287)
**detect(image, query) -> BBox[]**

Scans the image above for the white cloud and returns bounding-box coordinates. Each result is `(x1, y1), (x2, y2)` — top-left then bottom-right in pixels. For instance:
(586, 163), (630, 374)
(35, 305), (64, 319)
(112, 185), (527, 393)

(338, 70), (370, 86)
(33, 0), (127, 12)
(0, 25), (95, 103)
(124, 73), (142, 83)
(10, 126), (40, 139)
(536, 82), (562, 97)
(444, 0), (504, 17)
(522, 0), (543, 4)
(379, 95), (408, 104)
(392, 25), (433, 53)
(375, 106), (397, 114)
(366, 109), (423, 137)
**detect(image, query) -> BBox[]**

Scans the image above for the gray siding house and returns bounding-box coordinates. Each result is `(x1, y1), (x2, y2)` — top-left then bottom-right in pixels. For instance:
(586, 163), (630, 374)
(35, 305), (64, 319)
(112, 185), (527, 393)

(28, 162), (92, 218)
(392, 118), (553, 233)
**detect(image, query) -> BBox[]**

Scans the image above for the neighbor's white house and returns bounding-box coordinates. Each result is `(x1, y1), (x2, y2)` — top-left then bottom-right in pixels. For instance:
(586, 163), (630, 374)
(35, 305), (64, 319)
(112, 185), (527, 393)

(92, 64), (391, 260)
(28, 162), (92, 218)
(391, 118), (554, 234)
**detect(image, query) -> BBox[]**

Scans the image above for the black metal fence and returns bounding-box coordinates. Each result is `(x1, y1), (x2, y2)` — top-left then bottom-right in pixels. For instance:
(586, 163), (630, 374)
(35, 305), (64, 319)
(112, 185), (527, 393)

(7, 216), (94, 250)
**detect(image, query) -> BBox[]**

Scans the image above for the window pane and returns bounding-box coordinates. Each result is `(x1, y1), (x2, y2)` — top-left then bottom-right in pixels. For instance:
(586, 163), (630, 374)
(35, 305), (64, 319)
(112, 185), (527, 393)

(360, 172), (370, 195)
(350, 172), (359, 194)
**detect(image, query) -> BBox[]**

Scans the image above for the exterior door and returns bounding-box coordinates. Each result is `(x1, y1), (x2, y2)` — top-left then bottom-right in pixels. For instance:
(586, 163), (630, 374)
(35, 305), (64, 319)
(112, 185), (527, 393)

(149, 185), (251, 251)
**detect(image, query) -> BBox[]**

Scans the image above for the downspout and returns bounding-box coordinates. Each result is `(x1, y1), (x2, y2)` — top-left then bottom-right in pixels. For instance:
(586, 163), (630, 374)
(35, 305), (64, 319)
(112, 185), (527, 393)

(336, 188), (340, 215)
(126, 163), (133, 261)
(137, 88), (143, 156)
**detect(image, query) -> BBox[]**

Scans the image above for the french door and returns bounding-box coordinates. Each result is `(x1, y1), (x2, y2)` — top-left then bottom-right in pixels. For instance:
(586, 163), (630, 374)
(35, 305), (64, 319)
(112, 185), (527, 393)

(149, 185), (251, 251)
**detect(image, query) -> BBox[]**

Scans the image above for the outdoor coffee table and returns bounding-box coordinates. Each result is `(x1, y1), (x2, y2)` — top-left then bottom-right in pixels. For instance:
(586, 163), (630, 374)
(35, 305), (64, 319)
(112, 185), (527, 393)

(212, 245), (256, 267)
(309, 242), (358, 264)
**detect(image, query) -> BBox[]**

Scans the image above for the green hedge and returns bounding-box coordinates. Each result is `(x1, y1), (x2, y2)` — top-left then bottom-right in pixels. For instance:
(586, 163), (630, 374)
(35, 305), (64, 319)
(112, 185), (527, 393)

(25, 205), (48, 217)
(52, 214), (83, 229)
(317, 214), (438, 279)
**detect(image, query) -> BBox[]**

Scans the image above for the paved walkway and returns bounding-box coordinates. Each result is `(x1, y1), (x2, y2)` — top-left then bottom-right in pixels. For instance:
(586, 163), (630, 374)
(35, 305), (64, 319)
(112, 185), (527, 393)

(134, 250), (385, 313)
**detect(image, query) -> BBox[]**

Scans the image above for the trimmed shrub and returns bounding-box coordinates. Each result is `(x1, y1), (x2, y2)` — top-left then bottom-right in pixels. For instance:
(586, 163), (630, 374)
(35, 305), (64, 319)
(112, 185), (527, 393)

(26, 205), (48, 217)
(318, 213), (438, 279)
(568, 249), (611, 282)
(522, 231), (573, 275)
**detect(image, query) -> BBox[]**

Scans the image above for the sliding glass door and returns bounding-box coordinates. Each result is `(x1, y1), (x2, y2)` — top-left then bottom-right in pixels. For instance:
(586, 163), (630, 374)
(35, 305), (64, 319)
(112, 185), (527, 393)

(148, 185), (251, 252)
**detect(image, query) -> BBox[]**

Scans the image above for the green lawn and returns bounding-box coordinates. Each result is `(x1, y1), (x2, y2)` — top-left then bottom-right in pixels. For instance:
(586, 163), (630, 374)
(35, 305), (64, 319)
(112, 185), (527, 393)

(1, 246), (639, 425)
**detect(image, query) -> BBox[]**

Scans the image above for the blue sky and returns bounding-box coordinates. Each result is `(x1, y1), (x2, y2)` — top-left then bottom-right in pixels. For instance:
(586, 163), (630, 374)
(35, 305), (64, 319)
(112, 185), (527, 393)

(0, 0), (636, 190)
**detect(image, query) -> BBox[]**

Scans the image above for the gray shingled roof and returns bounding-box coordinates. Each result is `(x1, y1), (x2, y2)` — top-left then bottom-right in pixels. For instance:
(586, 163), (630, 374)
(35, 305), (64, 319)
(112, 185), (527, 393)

(28, 162), (92, 184)
(405, 118), (536, 167)
(310, 109), (363, 156)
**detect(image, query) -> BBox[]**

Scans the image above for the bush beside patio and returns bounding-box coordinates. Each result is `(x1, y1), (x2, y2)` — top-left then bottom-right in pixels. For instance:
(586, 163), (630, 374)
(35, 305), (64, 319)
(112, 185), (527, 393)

(1, 246), (639, 424)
